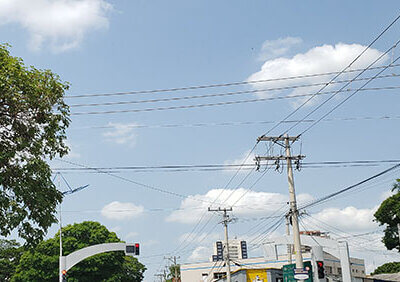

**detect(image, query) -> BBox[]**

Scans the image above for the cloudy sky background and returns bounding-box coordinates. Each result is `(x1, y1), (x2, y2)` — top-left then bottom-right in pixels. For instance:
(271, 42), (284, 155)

(1, 0), (400, 280)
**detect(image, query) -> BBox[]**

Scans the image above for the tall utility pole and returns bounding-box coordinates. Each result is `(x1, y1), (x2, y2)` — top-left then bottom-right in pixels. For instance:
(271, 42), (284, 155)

(255, 134), (305, 272)
(208, 207), (233, 282)
(286, 212), (292, 265)
(165, 256), (180, 282)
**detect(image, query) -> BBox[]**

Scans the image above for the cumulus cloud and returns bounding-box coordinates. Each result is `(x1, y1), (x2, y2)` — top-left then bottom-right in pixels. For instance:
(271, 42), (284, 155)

(166, 188), (313, 224)
(248, 43), (388, 106)
(101, 201), (144, 220)
(258, 36), (302, 61)
(0, 0), (112, 52)
(305, 206), (378, 233)
(188, 246), (212, 262)
(224, 150), (255, 173)
(103, 122), (138, 146)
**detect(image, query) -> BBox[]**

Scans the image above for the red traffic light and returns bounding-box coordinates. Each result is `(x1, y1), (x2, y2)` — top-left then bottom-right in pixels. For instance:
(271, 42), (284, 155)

(62, 270), (67, 275)
(135, 243), (139, 248)
(317, 261), (323, 267)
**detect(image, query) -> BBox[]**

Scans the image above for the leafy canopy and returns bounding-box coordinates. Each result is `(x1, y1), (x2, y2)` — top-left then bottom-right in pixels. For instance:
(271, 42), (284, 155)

(0, 239), (23, 281)
(12, 221), (146, 281)
(374, 179), (400, 251)
(0, 44), (70, 245)
(372, 261), (400, 275)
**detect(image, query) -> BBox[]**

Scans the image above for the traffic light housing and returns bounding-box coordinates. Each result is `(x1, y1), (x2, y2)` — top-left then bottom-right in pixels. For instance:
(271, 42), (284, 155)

(62, 270), (67, 282)
(317, 261), (325, 278)
(126, 243), (140, 256)
(135, 243), (139, 255)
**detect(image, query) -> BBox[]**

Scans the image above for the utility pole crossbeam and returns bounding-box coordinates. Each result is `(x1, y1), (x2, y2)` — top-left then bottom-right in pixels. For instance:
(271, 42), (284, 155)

(208, 207), (233, 282)
(255, 134), (305, 276)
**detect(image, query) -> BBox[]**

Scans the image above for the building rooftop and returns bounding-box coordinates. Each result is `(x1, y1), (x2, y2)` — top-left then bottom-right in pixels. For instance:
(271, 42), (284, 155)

(368, 272), (400, 281)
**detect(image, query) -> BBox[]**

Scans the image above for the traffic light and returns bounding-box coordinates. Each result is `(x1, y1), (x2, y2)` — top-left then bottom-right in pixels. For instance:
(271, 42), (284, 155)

(316, 261), (325, 279)
(135, 243), (140, 255)
(62, 270), (68, 282)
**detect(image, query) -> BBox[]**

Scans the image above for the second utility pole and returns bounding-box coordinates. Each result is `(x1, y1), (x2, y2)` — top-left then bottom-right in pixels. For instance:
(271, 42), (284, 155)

(208, 207), (232, 282)
(255, 134), (305, 272)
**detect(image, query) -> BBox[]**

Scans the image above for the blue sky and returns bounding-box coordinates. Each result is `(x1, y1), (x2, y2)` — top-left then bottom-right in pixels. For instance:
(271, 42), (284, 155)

(1, 0), (400, 280)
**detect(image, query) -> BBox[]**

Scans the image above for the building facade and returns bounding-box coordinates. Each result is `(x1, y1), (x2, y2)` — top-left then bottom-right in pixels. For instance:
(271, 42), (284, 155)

(181, 251), (365, 282)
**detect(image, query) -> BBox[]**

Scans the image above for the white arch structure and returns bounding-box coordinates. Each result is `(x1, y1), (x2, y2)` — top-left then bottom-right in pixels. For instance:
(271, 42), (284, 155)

(262, 235), (352, 282)
(59, 242), (135, 282)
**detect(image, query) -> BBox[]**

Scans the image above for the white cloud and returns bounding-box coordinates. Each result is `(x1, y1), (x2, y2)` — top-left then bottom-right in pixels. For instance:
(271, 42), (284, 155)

(258, 37), (302, 61)
(380, 190), (395, 201)
(166, 188), (313, 224)
(188, 246), (212, 262)
(0, 0), (112, 52)
(305, 206), (378, 233)
(224, 150), (255, 173)
(248, 43), (388, 106)
(101, 201), (144, 220)
(103, 122), (138, 146)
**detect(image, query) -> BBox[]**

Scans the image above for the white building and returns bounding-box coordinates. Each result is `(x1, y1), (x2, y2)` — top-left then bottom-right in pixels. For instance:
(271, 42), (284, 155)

(181, 235), (366, 282)
(211, 240), (248, 262)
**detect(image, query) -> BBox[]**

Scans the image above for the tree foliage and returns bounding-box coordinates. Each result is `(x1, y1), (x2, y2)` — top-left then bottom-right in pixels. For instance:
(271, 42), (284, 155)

(374, 179), (400, 251)
(0, 239), (23, 281)
(12, 221), (146, 281)
(0, 44), (70, 246)
(372, 261), (400, 275)
(166, 264), (180, 282)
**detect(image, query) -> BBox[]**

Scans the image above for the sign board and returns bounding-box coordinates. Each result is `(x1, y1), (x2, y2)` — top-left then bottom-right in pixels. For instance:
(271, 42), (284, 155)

(283, 261), (313, 282)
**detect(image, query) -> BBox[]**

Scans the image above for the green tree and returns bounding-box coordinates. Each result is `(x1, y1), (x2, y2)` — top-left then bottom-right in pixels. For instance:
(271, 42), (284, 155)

(372, 261), (400, 275)
(166, 264), (180, 282)
(0, 44), (70, 246)
(12, 221), (146, 282)
(374, 179), (400, 251)
(0, 239), (24, 281)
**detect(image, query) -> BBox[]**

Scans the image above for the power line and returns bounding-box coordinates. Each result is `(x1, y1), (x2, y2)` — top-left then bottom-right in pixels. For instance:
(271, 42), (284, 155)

(299, 163), (400, 210)
(68, 114), (400, 131)
(51, 159), (400, 172)
(69, 85), (400, 115)
(284, 40), (400, 136)
(299, 51), (400, 135)
(69, 74), (400, 108)
(66, 63), (400, 99)
(257, 13), (400, 138)
(55, 158), (224, 205)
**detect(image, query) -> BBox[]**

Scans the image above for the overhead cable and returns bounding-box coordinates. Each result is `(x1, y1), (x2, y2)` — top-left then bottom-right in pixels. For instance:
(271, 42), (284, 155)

(66, 63), (400, 99)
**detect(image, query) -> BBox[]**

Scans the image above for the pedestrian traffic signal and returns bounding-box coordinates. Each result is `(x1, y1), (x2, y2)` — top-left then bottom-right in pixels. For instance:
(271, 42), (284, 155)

(316, 261), (325, 278)
(62, 270), (67, 282)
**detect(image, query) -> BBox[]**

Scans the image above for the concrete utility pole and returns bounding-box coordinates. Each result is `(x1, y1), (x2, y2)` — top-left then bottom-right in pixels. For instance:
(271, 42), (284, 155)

(208, 207), (233, 282)
(255, 134), (305, 272)
(286, 213), (292, 265)
(165, 256), (180, 282)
